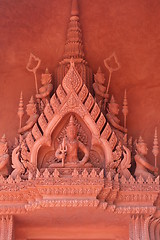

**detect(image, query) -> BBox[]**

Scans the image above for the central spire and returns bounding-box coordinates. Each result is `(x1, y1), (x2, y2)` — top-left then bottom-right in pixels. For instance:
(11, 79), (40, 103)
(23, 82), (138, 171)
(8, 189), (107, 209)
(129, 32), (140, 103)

(62, 0), (84, 60)
(71, 0), (79, 16)
(56, 0), (93, 94)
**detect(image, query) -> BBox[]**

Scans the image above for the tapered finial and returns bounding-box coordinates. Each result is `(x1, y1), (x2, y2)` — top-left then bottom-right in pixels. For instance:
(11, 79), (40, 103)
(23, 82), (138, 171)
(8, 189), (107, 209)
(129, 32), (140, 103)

(152, 127), (159, 167)
(122, 89), (128, 128)
(18, 91), (24, 129)
(71, 0), (79, 16)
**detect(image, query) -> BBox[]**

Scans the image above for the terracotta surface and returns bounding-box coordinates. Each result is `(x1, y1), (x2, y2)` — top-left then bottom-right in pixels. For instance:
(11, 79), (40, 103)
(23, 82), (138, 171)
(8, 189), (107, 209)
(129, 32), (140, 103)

(0, 0), (160, 168)
(0, 1), (160, 239)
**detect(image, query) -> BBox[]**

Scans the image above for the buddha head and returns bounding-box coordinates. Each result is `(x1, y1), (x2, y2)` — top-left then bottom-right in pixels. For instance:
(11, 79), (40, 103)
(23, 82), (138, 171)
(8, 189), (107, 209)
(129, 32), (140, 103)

(41, 68), (52, 85)
(0, 134), (8, 155)
(94, 67), (105, 85)
(136, 136), (148, 156)
(66, 116), (77, 141)
(26, 96), (37, 116)
(108, 95), (119, 115)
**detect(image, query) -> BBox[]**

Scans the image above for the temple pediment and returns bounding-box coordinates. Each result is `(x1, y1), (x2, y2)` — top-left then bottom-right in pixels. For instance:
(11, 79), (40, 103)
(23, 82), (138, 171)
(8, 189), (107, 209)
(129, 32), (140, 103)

(0, 0), (159, 239)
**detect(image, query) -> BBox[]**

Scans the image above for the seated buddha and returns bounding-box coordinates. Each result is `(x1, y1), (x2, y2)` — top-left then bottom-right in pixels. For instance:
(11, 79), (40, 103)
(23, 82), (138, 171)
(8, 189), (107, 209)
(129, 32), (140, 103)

(50, 115), (90, 168)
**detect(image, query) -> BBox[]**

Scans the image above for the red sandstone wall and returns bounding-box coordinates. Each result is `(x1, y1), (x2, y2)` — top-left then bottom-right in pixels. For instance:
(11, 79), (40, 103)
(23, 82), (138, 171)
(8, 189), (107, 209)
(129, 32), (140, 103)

(0, 0), (160, 167)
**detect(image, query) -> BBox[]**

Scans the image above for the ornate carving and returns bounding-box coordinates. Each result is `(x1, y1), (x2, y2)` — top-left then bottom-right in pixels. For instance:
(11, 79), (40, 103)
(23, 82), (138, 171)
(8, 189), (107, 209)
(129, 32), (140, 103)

(25, 132), (35, 151)
(134, 136), (158, 180)
(0, 135), (9, 177)
(109, 132), (117, 150)
(93, 67), (109, 110)
(78, 84), (88, 103)
(57, 116), (88, 146)
(90, 102), (101, 121)
(117, 146), (131, 179)
(44, 103), (54, 122)
(0, 215), (14, 240)
(18, 96), (39, 135)
(35, 68), (53, 109)
(53, 115), (90, 168)
(84, 93), (94, 112)
(101, 122), (112, 140)
(32, 123), (42, 140)
(62, 61), (83, 94)
(56, 84), (67, 103)
(38, 113), (48, 133)
(50, 94), (60, 113)
(106, 95), (127, 142)
(96, 113), (106, 132)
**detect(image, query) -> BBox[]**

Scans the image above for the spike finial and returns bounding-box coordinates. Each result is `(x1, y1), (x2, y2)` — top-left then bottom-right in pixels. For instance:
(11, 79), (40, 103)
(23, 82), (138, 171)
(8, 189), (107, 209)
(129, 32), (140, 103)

(71, 0), (79, 16)
(0, 134), (6, 144)
(45, 68), (49, 74)
(122, 89), (128, 128)
(138, 136), (144, 144)
(97, 67), (102, 74)
(17, 91), (24, 129)
(29, 96), (35, 105)
(110, 95), (116, 104)
(152, 127), (159, 168)
(68, 115), (76, 127)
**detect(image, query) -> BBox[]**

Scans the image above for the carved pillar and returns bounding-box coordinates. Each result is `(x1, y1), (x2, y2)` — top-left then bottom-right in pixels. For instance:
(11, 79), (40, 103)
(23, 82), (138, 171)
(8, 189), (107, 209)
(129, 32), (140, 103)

(129, 215), (160, 240)
(0, 215), (14, 240)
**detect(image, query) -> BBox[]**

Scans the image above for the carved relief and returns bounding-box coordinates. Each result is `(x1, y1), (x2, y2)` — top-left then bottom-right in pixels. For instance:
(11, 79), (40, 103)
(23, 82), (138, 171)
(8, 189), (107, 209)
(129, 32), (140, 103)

(134, 137), (158, 180)
(0, 1), (160, 238)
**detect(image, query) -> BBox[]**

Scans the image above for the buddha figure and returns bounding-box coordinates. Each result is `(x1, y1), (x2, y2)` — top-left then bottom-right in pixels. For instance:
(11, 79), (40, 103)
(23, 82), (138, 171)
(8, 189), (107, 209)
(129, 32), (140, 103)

(93, 67), (109, 110)
(134, 136), (158, 180)
(36, 68), (53, 108)
(53, 116), (90, 167)
(106, 96), (127, 138)
(18, 96), (39, 135)
(0, 134), (9, 177)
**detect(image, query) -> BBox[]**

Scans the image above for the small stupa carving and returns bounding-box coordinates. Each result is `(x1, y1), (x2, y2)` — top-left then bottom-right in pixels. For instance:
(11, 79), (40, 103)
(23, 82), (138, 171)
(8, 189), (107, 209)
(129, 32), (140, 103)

(56, 0), (93, 94)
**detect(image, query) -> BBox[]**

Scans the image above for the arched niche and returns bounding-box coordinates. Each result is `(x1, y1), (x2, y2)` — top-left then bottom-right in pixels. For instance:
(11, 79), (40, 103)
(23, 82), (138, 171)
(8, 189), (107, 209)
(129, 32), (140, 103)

(36, 113), (105, 170)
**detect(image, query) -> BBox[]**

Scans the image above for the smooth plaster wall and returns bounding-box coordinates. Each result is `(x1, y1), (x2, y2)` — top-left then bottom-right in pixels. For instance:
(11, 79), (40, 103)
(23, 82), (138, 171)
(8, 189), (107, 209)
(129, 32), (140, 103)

(0, 0), (160, 167)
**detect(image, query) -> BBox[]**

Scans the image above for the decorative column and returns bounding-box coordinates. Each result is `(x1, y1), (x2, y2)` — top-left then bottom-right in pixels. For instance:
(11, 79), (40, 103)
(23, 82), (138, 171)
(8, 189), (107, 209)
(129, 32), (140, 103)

(0, 215), (14, 240)
(129, 215), (160, 240)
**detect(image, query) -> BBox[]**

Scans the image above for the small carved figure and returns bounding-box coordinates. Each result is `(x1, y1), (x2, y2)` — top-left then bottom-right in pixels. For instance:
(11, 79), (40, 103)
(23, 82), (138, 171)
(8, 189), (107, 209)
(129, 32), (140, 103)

(0, 134), (9, 177)
(134, 136), (158, 180)
(11, 141), (35, 180)
(106, 96), (127, 135)
(93, 67), (109, 110)
(53, 115), (90, 167)
(18, 96), (38, 135)
(36, 68), (53, 108)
